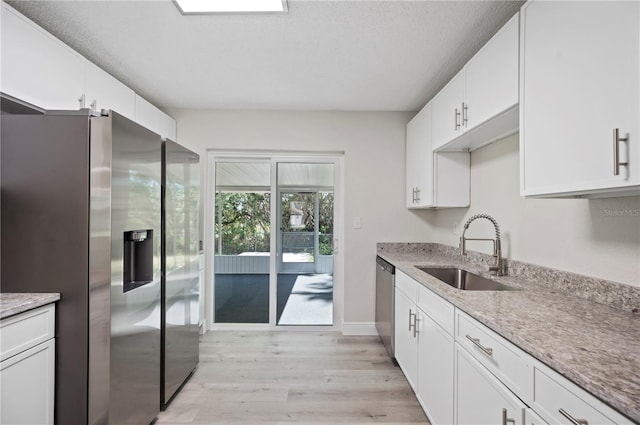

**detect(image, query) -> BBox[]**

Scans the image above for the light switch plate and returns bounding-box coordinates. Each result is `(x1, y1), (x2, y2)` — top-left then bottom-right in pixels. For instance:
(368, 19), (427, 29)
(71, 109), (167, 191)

(353, 216), (362, 229)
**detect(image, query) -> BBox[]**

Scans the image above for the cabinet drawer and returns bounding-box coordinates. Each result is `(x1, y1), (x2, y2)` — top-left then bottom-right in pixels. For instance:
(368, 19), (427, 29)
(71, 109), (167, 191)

(531, 361), (631, 425)
(417, 284), (454, 335)
(395, 270), (418, 300)
(0, 304), (55, 361)
(456, 310), (529, 399)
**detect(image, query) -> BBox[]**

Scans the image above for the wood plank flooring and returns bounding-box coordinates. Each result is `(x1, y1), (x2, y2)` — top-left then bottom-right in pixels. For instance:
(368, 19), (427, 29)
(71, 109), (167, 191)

(155, 331), (430, 424)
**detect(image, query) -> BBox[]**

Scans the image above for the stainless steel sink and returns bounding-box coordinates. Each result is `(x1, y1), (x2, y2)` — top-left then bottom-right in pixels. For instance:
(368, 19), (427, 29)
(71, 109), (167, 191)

(416, 267), (518, 291)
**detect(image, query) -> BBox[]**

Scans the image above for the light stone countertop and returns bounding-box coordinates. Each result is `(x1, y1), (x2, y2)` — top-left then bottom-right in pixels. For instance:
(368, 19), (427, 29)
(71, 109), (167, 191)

(377, 245), (640, 424)
(0, 293), (60, 319)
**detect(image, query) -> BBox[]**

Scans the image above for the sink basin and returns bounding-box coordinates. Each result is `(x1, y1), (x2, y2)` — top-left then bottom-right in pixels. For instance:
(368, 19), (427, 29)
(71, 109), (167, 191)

(416, 267), (518, 291)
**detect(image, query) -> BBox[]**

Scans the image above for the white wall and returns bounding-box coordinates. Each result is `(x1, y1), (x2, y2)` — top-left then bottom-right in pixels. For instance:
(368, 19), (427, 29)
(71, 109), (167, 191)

(432, 133), (640, 287)
(168, 109), (435, 324)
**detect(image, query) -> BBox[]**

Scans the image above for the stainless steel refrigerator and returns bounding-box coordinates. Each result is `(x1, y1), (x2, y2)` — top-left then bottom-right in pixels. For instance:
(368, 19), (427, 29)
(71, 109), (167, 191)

(161, 139), (200, 406)
(1, 110), (162, 425)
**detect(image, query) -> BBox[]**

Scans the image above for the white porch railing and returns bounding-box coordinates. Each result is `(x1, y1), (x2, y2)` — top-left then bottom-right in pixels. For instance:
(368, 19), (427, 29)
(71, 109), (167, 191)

(214, 254), (333, 274)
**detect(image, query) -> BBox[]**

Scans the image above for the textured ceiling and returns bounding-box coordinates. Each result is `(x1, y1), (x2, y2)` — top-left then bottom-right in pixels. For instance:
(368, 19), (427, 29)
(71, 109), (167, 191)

(6, 0), (524, 112)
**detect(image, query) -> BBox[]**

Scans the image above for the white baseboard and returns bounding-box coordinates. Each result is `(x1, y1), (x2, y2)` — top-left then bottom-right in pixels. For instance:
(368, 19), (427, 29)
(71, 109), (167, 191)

(342, 322), (378, 336)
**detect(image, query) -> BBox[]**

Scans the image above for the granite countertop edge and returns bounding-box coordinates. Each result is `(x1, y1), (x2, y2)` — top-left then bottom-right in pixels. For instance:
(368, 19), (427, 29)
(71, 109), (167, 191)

(377, 248), (640, 424)
(0, 293), (61, 319)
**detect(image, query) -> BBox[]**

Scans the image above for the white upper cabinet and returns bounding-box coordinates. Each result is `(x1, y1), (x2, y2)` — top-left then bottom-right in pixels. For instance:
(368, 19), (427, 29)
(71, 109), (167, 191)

(431, 71), (466, 150)
(406, 102), (470, 209)
(1, 3), (85, 110)
(84, 61), (135, 120)
(406, 103), (434, 208)
(465, 14), (519, 132)
(519, 0), (639, 197)
(135, 94), (159, 134)
(135, 94), (177, 140)
(1, 3), (177, 140)
(432, 13), (520, 151)
(158, 109), (178, 141)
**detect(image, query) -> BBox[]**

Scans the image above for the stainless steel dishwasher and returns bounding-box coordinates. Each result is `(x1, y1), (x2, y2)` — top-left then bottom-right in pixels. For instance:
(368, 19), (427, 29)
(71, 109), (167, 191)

(375, 255), (395, 360)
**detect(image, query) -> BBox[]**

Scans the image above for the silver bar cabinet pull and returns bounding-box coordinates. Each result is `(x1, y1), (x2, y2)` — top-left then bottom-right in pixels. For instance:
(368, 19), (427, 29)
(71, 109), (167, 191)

(465, 334), (493, 356)
(409, 309), (415, 331)
(462, 102), (468, 127)
(413, 316), (419, 338)
(454, 107), (461, 130)
(501, 408), (516, 425)
(613, 128), (629, 176)
(414, 187), (420, 202)
(559, 408), (589, 425)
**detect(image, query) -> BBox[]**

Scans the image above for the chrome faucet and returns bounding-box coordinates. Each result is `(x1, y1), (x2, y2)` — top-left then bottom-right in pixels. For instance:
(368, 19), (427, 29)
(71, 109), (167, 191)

(459, 214), (503, 276)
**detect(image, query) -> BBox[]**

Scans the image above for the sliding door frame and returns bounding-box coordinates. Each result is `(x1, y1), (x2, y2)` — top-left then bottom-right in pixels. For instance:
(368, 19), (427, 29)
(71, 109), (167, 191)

(206, 150), (344, 331)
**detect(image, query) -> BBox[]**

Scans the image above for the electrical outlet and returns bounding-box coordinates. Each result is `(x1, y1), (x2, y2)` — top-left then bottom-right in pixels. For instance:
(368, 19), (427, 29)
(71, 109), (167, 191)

(453, 222), (460, 235)
(353, 216), (362, 229)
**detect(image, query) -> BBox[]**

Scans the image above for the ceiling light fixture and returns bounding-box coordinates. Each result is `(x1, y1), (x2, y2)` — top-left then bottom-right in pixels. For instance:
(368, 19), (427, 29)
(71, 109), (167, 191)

(173, 0), (287, 14)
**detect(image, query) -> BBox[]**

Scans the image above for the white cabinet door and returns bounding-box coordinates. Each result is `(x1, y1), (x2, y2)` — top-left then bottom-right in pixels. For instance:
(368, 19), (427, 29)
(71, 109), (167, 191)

(158, 109), (177, 141)
(432, 13), (519, 152)
(455, 344), (525, 425)
(0, 339), (55, 425)
(465, 14), (519, 130)
(406, 103), (434, 208)
(85, 61), (136, 120)
(520, 1), (640, 197)
(394, 286), (418, 390)
(417, 309), (454, 425)
(1, 3), (85, 110)
(406, 102), (470, 209)
(432, 71), (465, 150)
(135, 94), (177, 139)
(135, 94), (160, 134)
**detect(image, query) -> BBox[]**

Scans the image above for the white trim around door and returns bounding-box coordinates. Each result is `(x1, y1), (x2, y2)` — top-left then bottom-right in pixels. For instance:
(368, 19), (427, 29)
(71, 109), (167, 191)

(205, 151), (345, 332)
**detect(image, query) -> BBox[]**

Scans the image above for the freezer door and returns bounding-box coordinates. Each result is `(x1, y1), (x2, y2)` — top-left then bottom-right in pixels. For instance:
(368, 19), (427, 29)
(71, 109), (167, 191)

(108, 112), (162, 425)
(161, 139), (200, 405)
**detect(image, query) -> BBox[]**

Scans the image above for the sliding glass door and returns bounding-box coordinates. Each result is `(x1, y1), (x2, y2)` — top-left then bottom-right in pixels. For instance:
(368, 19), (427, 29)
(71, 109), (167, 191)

(276, 163), (334, 325)
(213, 161), (271, 323)
(210, 155), (339, 328)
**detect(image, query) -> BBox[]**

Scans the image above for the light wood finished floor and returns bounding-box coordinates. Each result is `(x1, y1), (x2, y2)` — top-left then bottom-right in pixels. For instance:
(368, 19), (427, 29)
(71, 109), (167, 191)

(156, 331), (430, 425)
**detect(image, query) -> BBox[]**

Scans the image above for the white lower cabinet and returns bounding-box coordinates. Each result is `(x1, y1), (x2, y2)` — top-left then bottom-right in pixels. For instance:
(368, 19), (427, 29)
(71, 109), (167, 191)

(530, 360), (632, 425)
(417, 309), (454, 425)
(394, 275), (419, 390)
(0, 304), (56, 425)
(390, 271), (631, 425)
(395, 271), (455, 424)
(455, 344), (525, 425)
(0, 339), (55, 425)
